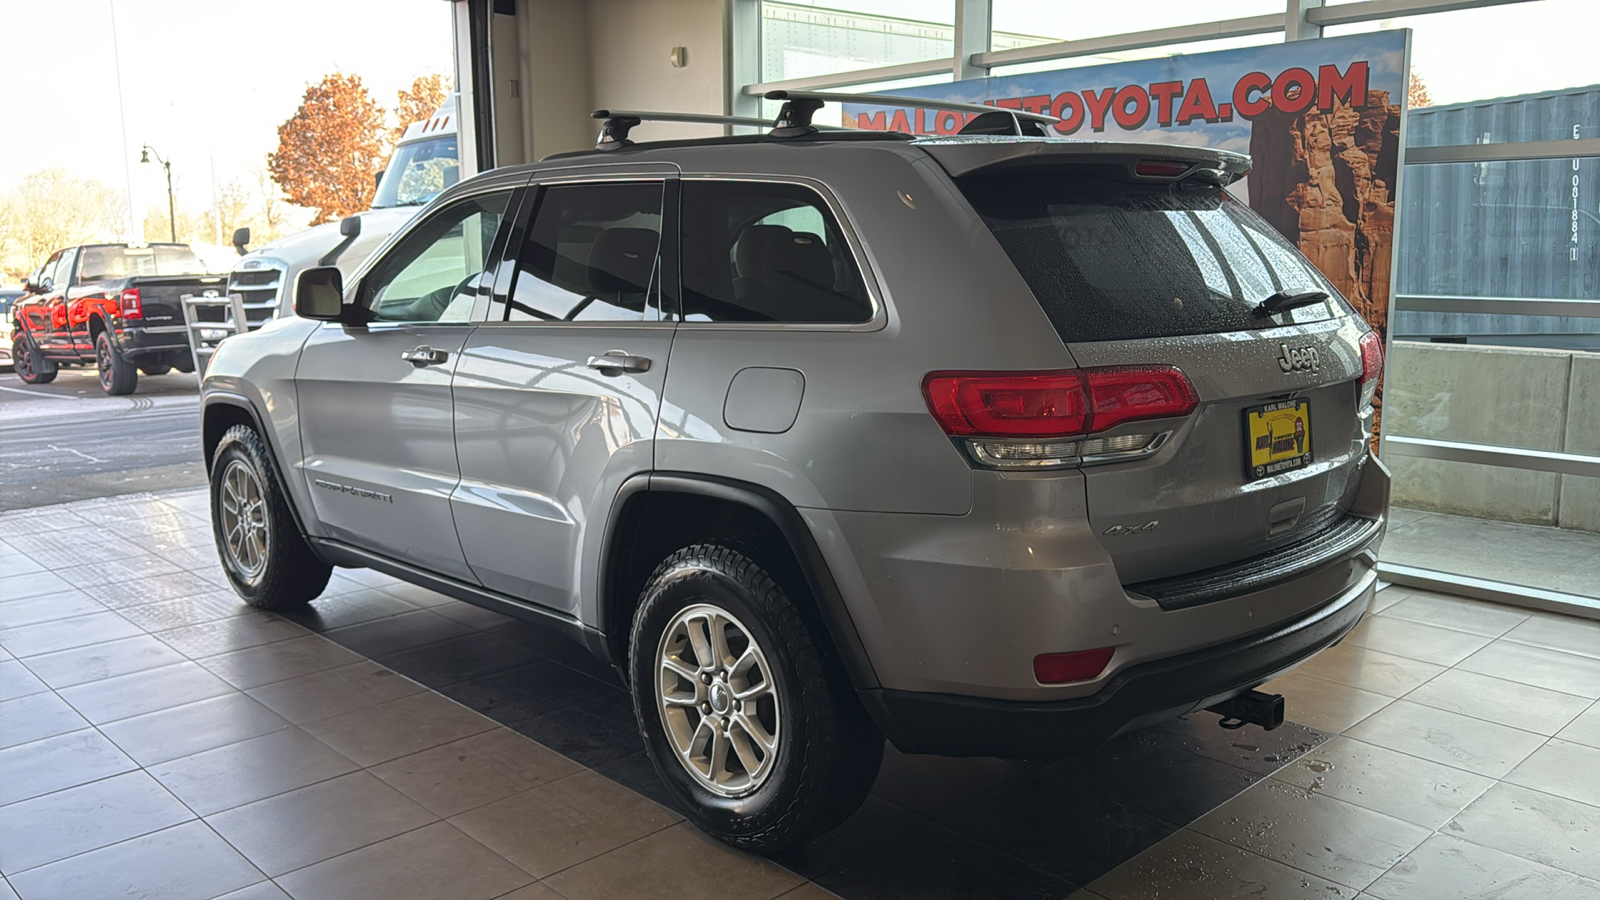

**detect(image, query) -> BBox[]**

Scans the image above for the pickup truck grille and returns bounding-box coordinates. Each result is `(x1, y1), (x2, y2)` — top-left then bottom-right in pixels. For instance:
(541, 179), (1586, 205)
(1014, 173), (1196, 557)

(209, 264), (286, 328)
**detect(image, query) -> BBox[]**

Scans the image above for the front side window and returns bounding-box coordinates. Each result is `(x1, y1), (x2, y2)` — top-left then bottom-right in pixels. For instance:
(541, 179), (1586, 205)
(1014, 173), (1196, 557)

(497, 181), (665, 323)
(362, 191), (511, 323)
(680, 180), (872, 324)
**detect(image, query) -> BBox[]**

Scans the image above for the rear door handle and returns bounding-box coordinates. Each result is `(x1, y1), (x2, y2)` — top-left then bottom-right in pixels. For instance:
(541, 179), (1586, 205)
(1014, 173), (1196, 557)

(585, 352), (651, 374)
(401, 345), (449, 367)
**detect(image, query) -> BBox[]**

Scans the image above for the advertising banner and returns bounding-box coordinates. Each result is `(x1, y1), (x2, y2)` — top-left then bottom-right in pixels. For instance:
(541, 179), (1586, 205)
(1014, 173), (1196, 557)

(845, 31), (1411, 435)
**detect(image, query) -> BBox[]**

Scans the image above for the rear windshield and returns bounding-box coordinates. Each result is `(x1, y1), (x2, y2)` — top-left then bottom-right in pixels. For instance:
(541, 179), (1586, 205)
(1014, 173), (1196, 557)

(77, 244), (204, 281)
(958, 173), (1344, 343)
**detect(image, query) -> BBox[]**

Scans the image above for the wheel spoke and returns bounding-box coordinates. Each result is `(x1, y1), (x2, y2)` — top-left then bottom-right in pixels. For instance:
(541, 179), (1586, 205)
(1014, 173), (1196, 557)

(708, 726), (729, 783)
(661, 654), (698, 682)
(734, 711), (778, 753)
(708, 614), (734, 670)
(685, 616), (715, 673)
(730, 648), (769, 699)
(728, 725), (764, 776)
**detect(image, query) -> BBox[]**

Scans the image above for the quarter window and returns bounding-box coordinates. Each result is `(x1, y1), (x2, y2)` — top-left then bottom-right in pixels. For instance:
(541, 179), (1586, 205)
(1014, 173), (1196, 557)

(680, 181), (871, 324)
(362, 191), (511, 323)
(496, 181), (665, 323)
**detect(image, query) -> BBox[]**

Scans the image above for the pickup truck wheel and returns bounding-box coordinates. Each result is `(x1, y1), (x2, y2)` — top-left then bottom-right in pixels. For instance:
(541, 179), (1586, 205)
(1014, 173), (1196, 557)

(12, 337), (58, 384)
(210, 425), (331, 609)
(629, 543), (883, 852)
(95, 333), (137, 395)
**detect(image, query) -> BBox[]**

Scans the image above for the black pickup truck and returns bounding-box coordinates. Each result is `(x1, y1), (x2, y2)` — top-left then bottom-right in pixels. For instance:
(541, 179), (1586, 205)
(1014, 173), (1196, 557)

(9, 243), (224, 394)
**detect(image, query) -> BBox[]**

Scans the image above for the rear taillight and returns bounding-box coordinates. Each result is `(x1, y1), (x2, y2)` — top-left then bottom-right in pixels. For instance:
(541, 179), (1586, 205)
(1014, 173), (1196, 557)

(119, 288), (142, 320)
(1358, 331), (1383, 410)
(1034, 647), (1115, 684)
(923, 367), (1197, 468)
(1135, 159), (1190, 177)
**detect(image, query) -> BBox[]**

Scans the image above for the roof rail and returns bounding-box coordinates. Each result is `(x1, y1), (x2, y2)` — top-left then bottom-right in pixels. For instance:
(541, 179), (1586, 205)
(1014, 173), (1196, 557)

(591, 109), (846, 149)
(762, 89), (1059, 137)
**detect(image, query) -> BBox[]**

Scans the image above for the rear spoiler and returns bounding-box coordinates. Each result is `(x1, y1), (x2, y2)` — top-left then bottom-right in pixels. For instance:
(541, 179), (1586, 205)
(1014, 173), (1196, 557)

(916, 139), (1251, 185)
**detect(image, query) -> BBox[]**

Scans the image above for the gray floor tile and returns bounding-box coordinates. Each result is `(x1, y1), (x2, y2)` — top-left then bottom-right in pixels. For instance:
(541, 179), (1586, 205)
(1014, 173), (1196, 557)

(301, 691), (496, 767)
(1559, 703), (1600, 750)
(450, 769), (680, 878)
(1290, 643), (1446, 698)
(0, 729), (137, 805)
(0, 592), (105, 629)
(1502, 615), (1600, 661)
(0, 571), (74, 603)
(0, 611), (144, 658)
(150, 727), (360, 815)
(57, 660), (235, 724)
(0, 555), (44, 579)
(273, 821), (532, 900)
(0, 875), (17, 900)
(493, 884), (566, 900)
(545, 822), (803, 900)
(81, 572), (222, 609)
(1405, 668), (1592, 736)
(6, 820), (262, 900)
(369, 728), (582, 818)
(0, 660), (45, 702)
(206, 771), (436, 876)
(1447, 782), (1600, 881)
(1271, 736), (1496, 829)
(0, 771), (194, 874)
(1086, 828), (1360, 900)
(245, 660), (424, 725)
(286, 588), (417, 629)
(19, 634), (188, 688)
(1345, 616), (1495, 667)
(1552, 877), (1600, 900)
(212, 882), (292, 900)
(1260, 669), (1394, 733)
(1191, 778), (1430, 890)
(115, 592), (248, 631)
(48, 555), (183, 587)
(1375, 590), (1530, 637)
(154, 612), (307, 659)
(0, 691), (89, 750)
(200, 634), (363, 689)
(1457, 641), (1600, 700)
(1346, 700), (1548, 779)
(1366, 832), (1581, 900)
(98, 692), (289, 766)
(1505, 740), (1600, 808)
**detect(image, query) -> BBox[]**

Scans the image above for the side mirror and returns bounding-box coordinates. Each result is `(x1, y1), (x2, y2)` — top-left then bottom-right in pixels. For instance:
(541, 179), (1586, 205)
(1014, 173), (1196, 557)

(40, 278), (54, 293)
(232, 227), (251, 255)
(295, 266), (349, 321)
(339, 216), (362, 238)
(24, 277), (41, 293)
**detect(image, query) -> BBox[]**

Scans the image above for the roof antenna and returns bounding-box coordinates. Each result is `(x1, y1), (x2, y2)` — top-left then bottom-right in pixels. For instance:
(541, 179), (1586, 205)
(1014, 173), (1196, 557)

(592, 111), (642, 150)
(765, 92), (825, 138)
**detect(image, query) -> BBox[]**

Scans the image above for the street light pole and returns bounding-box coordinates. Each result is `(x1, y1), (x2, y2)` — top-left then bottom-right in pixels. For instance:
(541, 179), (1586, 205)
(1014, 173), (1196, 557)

(141, 145), (175, 243)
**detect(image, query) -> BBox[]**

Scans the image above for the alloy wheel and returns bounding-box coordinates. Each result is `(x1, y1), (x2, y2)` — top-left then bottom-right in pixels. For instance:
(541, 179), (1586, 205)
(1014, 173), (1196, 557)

(655, 603), (781, 797)
(96, 340), (114, 391)
(218, 459), (269, 580)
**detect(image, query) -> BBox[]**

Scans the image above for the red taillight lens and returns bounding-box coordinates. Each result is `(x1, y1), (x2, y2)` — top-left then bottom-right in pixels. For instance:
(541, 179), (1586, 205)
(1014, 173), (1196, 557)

(1136, 159), (1190, 177)
(1358, 331), (1383, 408)
(922, 367), (1197, 439)
(119, 288), (142, 320)
(1033, 647), (1115, 684)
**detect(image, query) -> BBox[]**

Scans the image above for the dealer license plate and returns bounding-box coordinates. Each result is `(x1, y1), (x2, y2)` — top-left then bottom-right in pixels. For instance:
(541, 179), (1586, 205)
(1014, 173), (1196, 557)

(1245, 399), (1313, 480)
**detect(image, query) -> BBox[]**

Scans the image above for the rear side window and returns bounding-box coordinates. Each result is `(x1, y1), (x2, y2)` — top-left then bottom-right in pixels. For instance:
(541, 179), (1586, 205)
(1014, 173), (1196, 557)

(958, 173), (1343, 343)
(680, 180), (871, 324)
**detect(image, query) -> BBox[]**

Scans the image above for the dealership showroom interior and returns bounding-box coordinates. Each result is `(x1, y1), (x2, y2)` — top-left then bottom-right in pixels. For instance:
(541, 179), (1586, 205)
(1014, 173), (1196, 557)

(3, 0), (1599, 897)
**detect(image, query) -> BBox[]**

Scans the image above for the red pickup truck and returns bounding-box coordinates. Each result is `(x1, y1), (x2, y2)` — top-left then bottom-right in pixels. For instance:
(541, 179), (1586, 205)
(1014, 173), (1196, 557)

(10, 243), (225, 394)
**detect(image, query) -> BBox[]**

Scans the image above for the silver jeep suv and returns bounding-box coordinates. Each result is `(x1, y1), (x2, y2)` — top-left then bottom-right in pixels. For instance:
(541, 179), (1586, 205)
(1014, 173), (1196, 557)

(201, 102), (1389, 851)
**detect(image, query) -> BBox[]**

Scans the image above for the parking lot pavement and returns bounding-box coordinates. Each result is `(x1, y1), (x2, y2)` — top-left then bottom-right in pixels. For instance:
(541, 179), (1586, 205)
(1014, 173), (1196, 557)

(0, 369), (204, 510)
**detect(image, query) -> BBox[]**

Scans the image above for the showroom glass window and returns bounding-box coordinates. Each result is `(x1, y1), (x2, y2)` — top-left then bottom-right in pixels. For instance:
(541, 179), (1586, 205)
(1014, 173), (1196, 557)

(494, 181), (666, 323)
(360, 190), (511, 324)
(680, 180), (872, 324)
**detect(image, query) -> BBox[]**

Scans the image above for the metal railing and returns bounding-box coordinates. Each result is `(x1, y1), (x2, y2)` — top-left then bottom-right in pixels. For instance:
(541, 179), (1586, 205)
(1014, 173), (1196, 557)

(180, 292), (251, 376)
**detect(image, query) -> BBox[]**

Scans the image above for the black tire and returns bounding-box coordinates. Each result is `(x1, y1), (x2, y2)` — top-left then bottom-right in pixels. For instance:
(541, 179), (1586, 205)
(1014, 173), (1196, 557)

(629, 543), (883, 852)
(95, 332), (137, 395)
(138, 364), (173, 376)
(12, 336), (57, 384)
(209, 424), (331, 609)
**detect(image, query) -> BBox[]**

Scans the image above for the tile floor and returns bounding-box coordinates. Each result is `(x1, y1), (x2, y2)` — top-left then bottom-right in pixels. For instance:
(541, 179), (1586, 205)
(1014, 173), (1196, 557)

(1, 489), (1596, 900)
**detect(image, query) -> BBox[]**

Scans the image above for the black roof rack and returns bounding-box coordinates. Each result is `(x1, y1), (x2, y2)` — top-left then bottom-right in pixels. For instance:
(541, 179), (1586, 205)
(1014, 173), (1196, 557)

(763, 89), (1059, 137)
(591, 109), (846, 150)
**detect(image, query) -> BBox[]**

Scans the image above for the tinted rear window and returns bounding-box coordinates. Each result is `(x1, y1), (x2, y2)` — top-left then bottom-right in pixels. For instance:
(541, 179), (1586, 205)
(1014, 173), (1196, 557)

(958, 173), (1343, 343)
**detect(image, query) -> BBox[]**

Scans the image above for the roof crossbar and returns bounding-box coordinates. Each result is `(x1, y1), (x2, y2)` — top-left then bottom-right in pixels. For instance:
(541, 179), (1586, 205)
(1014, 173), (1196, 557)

(592, 109), (846, 149)
(762, 89), (1060, 137)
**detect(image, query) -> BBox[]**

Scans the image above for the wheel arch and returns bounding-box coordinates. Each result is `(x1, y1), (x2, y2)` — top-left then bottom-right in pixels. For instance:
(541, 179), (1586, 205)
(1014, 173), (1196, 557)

(599, 473), (880, 692)
(88, 312), (113, 347)
(201, 392), (312, 537)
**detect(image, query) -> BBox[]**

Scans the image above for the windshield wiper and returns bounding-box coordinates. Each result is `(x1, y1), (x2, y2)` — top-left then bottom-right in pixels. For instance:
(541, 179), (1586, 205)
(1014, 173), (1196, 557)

(1253, 289), (1329, 318)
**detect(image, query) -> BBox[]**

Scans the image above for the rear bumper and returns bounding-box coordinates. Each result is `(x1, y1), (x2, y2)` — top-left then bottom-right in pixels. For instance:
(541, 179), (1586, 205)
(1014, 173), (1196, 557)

(115, 325), (190, 357)
(860, 569), (1374, 758)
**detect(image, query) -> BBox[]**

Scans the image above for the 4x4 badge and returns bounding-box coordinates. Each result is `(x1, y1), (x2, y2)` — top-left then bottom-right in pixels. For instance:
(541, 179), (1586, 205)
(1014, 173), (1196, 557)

(1104, 520), (1160, 536)
(1277, 343), (1319, 373)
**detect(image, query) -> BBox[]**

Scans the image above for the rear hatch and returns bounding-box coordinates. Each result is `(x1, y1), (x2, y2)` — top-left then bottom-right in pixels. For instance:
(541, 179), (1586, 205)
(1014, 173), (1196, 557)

(930, 141), (1375, 587)
(127, 275), (228, 326)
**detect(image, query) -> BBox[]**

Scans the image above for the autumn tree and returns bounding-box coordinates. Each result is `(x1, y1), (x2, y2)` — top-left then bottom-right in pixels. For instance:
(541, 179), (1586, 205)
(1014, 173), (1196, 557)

(1408, 72), (1433, 109)
(0, 169), (125, 278)
(269, 73), (389, 225)
(394, 73), (449, 141)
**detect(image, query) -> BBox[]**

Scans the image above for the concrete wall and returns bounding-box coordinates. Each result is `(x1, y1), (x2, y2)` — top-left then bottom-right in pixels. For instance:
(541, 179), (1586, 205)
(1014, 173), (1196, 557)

(1384, 341), (1598, 532)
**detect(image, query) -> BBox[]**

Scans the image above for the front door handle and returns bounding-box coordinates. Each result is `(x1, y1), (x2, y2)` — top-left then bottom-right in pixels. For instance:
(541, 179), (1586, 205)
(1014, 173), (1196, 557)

(401, 345), (449, 367)
(585, 352), (651, 375)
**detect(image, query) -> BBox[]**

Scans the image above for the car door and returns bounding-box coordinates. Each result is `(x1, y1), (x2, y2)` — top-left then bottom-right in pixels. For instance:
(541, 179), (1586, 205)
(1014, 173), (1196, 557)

(35, 249), (76, 357)
(294, 187), (516, 581)
(450, 175), (677, 614)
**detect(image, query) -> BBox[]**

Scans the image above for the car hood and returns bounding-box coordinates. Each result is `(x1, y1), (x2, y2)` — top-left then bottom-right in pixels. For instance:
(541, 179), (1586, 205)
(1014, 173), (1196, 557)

(244, 206), (422, 269)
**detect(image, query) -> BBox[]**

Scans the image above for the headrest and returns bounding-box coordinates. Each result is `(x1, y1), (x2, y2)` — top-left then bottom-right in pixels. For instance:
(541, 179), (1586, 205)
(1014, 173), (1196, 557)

(735, 224), (793, 279)
(765, 231), (834, 290)
(588, 227), (659, 294)
(551, 225), (602, 293)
